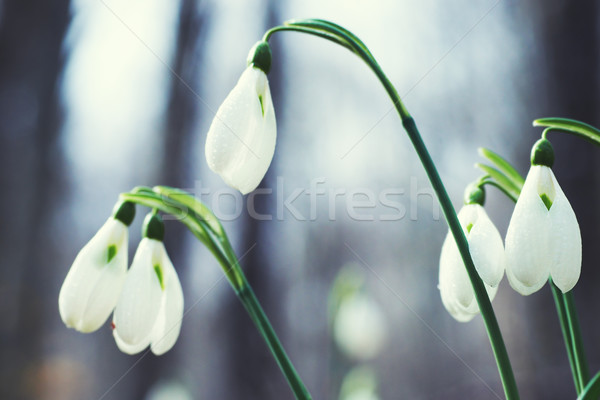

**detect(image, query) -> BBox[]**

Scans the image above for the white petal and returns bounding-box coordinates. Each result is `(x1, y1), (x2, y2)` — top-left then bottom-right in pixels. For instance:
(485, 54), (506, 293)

(547, 171), (582, 292)
(58, 218), (128, 333)
(113, 325), (151, 355)
(205, 66), (276, 194)
(443, 299), (477, 323)
(439, 208), (500, 322)
(439, 253), (477, 323)
(113, 238), (163, 350)
(505, 166), (551, 295)
(467, 205), (506, 287)
(150, 252), (184, 355)
(439, 231), (476, 314)
(456, 203), (478, 226)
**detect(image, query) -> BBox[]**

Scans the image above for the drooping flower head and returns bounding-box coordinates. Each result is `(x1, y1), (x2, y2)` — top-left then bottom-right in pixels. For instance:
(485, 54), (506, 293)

(205, 41), (276, 195)
(112, 212), (184, 355)
(59, 201), (135, 333)
(505, 138), (581, 295)
(439, 185), (505, 322)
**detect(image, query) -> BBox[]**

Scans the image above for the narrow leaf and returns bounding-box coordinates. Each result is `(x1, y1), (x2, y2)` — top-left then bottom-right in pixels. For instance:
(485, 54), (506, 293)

(578, 371), (600, 400)
(534, 117), (600, 147)
(478, 148), (524, 187)
(119, 192), (211, 245)
(475, 163), (521, 199)
(480, 178), (519, 203)
(152, 186), (224, 236)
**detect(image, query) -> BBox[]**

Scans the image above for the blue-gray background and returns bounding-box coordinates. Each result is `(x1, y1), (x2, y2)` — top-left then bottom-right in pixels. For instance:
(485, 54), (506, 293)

(2, 0), (600, 399)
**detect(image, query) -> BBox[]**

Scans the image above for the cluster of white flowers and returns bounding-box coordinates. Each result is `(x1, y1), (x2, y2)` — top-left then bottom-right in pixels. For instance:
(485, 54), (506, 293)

(59, 41), (274, 357)
(439, 139), (581, 321)
(58, 204), (184, 355)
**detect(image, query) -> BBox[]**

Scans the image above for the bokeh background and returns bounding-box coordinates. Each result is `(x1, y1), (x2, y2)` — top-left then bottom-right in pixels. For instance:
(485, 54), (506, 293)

(2, 0), (600, 399)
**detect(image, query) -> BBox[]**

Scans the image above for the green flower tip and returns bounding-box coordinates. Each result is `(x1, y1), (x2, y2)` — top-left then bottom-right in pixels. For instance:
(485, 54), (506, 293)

(154, 264), (165, 290)
(540, 193), (553, 211)
(143, 212), (165, 241)
(463, 183), (485, 206)
(530, 138), (554, 167)
(247, 41), (272, 74)
(107, 244), (117, 263)
(112, 201), (136, 226)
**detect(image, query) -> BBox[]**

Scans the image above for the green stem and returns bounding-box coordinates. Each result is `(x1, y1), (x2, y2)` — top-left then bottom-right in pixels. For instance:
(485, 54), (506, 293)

(485, 163), (588, 395)
(550, 280), (580, 394)
(578, 371), (600, 400)
(238, 283), (312, 400)
(121, 188), (311, 399)
(564, 290), (589, 390)
(265, 19), (519, 400)
(403, 119), (519, 400)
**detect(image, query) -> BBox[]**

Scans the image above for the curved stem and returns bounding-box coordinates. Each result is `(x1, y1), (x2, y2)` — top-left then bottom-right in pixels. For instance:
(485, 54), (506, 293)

(402, 119), (519, 400)
(479, 178), (519, 203)
(534, 117), (600, 147)
(265, 19), (519, 399)
(121, 188), (311, 399)
(263, 26), (353, 51)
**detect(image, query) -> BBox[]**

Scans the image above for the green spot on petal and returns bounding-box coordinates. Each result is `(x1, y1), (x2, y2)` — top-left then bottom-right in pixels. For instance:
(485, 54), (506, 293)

(258, 95), (265, 117)
(107, 245), (117, 263)
(540, 193), (553, 211)
(466, 223), (474, 233)
(154, 264), (165, 290)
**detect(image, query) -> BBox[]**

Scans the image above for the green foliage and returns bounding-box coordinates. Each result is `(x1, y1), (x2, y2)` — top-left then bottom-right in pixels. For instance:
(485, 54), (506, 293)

(534, 117), (600, 147)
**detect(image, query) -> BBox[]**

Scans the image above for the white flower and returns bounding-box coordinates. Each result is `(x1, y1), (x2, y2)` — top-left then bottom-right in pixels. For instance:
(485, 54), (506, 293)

(58, 217), (129, 333)
(205, 65), (276, 195)
(333, 293), (387, 360)
(438, 204), (505, 322)
(505, 165), (581, 295)
(112, 238), (184, 355)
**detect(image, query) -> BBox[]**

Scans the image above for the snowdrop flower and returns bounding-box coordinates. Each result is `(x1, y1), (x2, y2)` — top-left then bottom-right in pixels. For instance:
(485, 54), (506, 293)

(505, 138), (581, 295)
(58, 202), (135, 333)
(439, 186), (505, 322)
(205, 41), (276, 195)
(333, 293), (388, 361)
(113, 213), (184, 355)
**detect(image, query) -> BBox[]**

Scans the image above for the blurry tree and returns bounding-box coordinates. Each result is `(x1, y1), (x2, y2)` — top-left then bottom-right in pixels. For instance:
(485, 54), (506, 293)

(0, 0), (70, 398)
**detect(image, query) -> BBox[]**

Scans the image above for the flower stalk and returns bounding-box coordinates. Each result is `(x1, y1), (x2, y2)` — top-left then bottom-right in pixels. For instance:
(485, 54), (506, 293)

(120, 186), (312, 400)
(478, 146), (589, 395)
(264, 18), (519, 400)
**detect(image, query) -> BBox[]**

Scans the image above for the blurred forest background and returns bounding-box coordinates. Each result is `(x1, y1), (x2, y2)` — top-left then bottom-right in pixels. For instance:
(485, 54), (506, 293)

(1, 0), (600, 399)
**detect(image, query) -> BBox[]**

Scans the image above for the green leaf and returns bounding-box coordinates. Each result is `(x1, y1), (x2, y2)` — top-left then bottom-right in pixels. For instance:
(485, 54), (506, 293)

(119, 192), (211, 245)
(478, 148), (524, 188)
(152, 186), (224, 237)
(534, 117), (600, 147)
(475, 163), (521, 200)
(297, 18), (374, 57)
(578, 371), (600, 400)
(120, 190), (239, 289)
(274, 20), (354, 52)
(479, 178), (519, 203)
